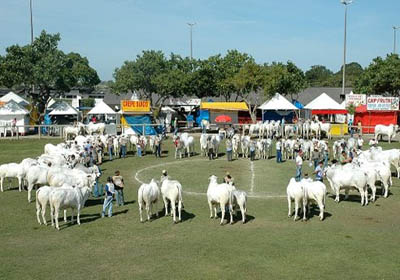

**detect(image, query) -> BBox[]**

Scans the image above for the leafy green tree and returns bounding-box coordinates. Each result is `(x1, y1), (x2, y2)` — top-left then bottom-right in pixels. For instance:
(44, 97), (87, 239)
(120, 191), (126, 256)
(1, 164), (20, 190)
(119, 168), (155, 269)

(263, 61), (307, 101)
(186, 56), (220, 99)
(0, 30), (100, 121)
(305, 65), (333, 87)
(328, 62), (363, 87)
(354, 54), (400, 96)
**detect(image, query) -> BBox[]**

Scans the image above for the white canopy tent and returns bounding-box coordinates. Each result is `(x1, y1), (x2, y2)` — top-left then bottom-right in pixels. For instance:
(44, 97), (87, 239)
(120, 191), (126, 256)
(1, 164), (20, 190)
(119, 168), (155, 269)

(49, 101), (79, 116)
(87, 101), (117, 123)
(258, 93), (298, 121)
(0, 100), (30, 135)
(0, 91), (29, 106)
(304, 93), (345, 111)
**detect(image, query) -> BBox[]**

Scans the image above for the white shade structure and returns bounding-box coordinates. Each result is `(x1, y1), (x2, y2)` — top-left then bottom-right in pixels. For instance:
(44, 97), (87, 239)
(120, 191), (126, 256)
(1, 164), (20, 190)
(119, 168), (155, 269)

(49, 101), (78, 115)
(258, 93), (297, 110)
(304, 93), (344, 111)
(0, 100), (29, 135)
(0, 91), (29, 106)
(87, 101), (116, 115)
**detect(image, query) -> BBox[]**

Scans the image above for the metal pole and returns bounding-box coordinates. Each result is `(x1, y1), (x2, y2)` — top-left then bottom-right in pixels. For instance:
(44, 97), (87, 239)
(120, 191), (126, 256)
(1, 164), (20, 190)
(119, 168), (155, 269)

(187, 23), (195, 59)
(30, 0), (34, 44)
(342, 3), (348, 96)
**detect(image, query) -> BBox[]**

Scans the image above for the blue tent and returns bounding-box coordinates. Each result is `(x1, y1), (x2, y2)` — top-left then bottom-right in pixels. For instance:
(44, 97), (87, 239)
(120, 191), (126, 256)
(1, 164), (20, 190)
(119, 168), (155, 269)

(293, 100), (304, 109)
(262, 111), (295, 122)
(124, 115), (159, 135)
(196, 110), (209, 126)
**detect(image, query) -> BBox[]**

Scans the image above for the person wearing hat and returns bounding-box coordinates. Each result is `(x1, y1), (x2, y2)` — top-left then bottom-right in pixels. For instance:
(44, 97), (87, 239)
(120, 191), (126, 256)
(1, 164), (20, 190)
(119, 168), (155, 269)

(101, 176), (115, 218)
(161, 170), (168, 182)
(224, 172), (234, 185)
(276, 138), (282, 163)
(295, 150), (303, 182)
(112, 170), (125, 206)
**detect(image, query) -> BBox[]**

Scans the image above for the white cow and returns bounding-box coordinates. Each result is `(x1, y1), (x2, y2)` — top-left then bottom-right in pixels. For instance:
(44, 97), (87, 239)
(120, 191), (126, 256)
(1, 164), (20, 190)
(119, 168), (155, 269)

(240, 135), (250, 158)
(310, 121), (321, 139)
(231, 188), (247, 224)
(36, 185), (69, 225)
(138, 179), (160, 222)
(181, 133), (195, 157)
(301, 179), (326, 221)
(26, 165), (50, 202)
(320, 123), (331, 139)
(160, 176), (183, 223)
(286, 178), (304, 221)
(0, 163), (23, 192)
(375, 124), (398, 143)
(207, 175), (233, 225)
(49, 186), (91, 230)
(284, 125), (295, 138)
(370, 149), (400, 178)
(302, 121), (311, 139)
(210, 135), (222, 158)
(325, 164), (368, 206)
(86, 122), (106, 135)
(357, 160), (392, 200)
(232, 134), (241, 159)
(200, 134), (208, 157)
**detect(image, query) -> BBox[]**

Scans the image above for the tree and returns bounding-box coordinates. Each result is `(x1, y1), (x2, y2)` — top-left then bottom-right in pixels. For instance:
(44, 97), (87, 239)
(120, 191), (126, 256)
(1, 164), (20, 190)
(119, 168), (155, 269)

(263, 61), (307, 101)
(354, 54), (400, 96)
(0, 30), (100, 121)
(305, 65), (333, 87)
(328, 62), (363, 87)
(230, 61), (266, 122)
(218, 50), (254, 101)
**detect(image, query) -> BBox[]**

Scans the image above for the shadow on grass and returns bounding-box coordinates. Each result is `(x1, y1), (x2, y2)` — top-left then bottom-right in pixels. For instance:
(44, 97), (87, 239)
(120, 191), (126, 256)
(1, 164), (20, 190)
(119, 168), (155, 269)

(58, 209), (130, 229)
(85, 198), (104, 207)
(216, 211), (255, 224)
(306, 205), (332, 220)
(157, 208), (196, 223)
(124, 200), (135, 205)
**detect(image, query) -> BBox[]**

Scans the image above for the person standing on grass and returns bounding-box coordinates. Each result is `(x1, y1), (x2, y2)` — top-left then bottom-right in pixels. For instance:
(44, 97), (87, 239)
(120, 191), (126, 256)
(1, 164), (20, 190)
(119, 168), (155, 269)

(101, 177), (115, 218)
(107, 136), (114, 161)
(357, 134), (364, 150)
(311, 147), (321, 169)
(96, 140), (104, 165)
(295, 150), (303, 182)
(207, 136), (214, 160)
(155, 135), (162, 158)
(113, 170), (125, 206)
(323, 142), (329, 168)
(249, 140), (256, 161)
(224, 172), (234, 185)
(276, 138), (282, 163)
(313, 161), (324, 182)
(226, 138), (233, 161)
(120, 136), (128, 158)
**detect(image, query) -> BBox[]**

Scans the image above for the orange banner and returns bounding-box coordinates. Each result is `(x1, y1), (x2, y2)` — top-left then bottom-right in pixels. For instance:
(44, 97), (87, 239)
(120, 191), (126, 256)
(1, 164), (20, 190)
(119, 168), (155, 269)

(0, 101), (5, 107)
(121, 100), (150, 112)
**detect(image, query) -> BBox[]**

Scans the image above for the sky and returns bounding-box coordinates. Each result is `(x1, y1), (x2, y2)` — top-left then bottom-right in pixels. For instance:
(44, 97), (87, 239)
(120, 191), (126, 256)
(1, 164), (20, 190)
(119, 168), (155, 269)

(1, 0), (399, 81)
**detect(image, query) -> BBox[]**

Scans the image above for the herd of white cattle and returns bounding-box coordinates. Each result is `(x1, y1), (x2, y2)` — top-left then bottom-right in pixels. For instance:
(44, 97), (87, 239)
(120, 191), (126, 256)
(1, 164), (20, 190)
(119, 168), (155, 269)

(0, 122), (399, 229)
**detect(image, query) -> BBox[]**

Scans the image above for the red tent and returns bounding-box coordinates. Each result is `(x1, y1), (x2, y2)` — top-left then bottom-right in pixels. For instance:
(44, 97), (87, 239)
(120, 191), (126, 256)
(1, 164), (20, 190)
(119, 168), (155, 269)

(354, 105), (398, 134)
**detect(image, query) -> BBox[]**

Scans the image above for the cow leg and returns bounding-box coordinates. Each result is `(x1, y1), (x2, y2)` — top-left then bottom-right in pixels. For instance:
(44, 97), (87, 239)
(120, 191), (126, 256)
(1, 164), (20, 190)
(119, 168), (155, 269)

(220, 203), (225, 225)
(146, 203), (151, 221)
(334, 186), (340, 203)
(370, 184), (376, 202)
(383, 181), (389, 198)
(208, 201), (213, 218)
(344, 189), (349, 200)
(55, 208), (60, 230)
(64, 209), (68, 222)
(28, 183), (33, 202)
(318, 200), (324, 221)
(41, 206), (47, 225)
(77, 208), (81, 225)
(36, 203), (42, 225)
(294, 200), (299, 221)
(213, 206), (218, 219)
(70, 209), (74, 224)
(178, 200), (182, 222)
(18, 177), (22, 192)
(139, 202), (144, 222)
(172, 200), (177, 223)
(0, 177), (3, 192)
(287, 197), (292, 217)
(240, 204), (246, 223)
(163, 196), (169, 216)
(155, 200), (159, 217)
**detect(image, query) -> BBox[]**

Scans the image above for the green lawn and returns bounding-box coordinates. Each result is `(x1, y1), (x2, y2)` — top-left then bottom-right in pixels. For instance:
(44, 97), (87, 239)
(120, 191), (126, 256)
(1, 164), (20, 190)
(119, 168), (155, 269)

(0, 137), (399, 280)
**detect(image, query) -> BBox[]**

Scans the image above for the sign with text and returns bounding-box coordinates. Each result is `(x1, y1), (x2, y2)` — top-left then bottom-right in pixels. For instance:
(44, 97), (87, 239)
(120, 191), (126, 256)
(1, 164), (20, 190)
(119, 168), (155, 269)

(345, 94), (366, 107)
(367, 96), (399, 111)
(121, 100), (150, 113)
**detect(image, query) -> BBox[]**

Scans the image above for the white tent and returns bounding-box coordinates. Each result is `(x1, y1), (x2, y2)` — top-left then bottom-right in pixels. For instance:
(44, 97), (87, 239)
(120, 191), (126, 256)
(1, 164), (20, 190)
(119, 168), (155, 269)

(49, 101), (78, 115)
(0, 100), (30, 135)
(258, 93), (297, 110)
(304, 93), (344, 111)
(87, 101), (116, 115)
(0, 91), (29, 106)
(161, 106), (176, 113)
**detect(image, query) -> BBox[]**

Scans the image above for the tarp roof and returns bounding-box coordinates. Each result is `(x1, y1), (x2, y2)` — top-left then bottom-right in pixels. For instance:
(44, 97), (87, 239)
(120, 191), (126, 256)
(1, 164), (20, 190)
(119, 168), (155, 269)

(161, 106), (176, 112)
(87, 101), (116, 115)
(49, 101), (78, 115)
(0, 100), (29, 115)
(200, 102), (248, 111)
(0, 91), (29, 106)
(305, 93), (345, 110)
(258, 93), (298, 110)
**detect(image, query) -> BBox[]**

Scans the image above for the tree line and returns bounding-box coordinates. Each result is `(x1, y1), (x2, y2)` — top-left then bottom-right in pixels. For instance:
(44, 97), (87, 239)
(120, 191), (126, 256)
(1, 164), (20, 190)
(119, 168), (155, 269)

(1, 30), (400, 122)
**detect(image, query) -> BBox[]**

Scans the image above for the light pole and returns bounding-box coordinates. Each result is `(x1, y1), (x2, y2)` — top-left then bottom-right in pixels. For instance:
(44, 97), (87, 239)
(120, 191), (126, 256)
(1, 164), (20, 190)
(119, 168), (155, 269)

(30, 0), (34, 44)
(341, 0), (353, 96)
(393, 26), (400, 54)
(187, 23), (196, 59)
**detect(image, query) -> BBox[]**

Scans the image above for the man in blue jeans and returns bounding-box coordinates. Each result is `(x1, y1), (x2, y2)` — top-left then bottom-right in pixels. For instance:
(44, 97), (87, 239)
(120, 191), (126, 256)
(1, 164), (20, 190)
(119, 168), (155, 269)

(295, 150), (303, 182)
(101, 177), (115, 218)
(276, 138), (282, 163)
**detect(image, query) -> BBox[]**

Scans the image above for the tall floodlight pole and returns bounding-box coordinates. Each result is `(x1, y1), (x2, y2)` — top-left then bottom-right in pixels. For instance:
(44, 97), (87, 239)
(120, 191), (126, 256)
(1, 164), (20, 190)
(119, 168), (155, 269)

(187, 23), (196, 59)
(30, 0), (34, 43)
(393, 26), (400, 54)
(341, 0), (353, 96)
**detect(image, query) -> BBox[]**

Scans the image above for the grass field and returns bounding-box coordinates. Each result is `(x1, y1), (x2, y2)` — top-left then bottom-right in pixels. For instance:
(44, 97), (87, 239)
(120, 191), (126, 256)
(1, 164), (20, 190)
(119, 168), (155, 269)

(0, 137), (400, 280)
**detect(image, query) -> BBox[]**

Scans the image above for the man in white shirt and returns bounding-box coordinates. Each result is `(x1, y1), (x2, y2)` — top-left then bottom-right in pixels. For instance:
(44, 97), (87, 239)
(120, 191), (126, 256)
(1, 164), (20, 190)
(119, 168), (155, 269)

(357, 135), (364, 150)
(295, 150), (303, 182)
(276, 138), (282, 163)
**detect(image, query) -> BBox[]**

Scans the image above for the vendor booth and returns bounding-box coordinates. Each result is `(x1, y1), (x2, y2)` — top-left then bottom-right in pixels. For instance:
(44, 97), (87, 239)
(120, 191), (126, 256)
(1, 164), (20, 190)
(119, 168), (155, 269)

(305, 93), (348, 136)
(199, 102), (249, 124)
(258, 93), (298, 122)
(120, 100), (158, 135)
(0, 100), (30, 136)
(87, 101), (116, 124)
(354, 97), (399, 134)
(0, 91), (29, 106)
(48, 101), (79, 124)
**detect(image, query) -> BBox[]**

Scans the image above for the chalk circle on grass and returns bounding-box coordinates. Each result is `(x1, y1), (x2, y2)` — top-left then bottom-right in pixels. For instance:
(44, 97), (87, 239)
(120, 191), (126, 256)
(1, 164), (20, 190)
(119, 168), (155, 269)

(134, 158), (286, 199)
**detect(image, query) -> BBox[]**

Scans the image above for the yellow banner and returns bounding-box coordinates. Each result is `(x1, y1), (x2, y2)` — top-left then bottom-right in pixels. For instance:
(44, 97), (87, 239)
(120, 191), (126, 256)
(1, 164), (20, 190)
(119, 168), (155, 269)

(121, 100), (150, 112)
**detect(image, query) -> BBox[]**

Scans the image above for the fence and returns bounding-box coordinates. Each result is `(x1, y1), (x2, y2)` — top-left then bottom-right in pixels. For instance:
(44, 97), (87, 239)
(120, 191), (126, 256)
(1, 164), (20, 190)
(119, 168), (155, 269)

(0, 123), (381, 140)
